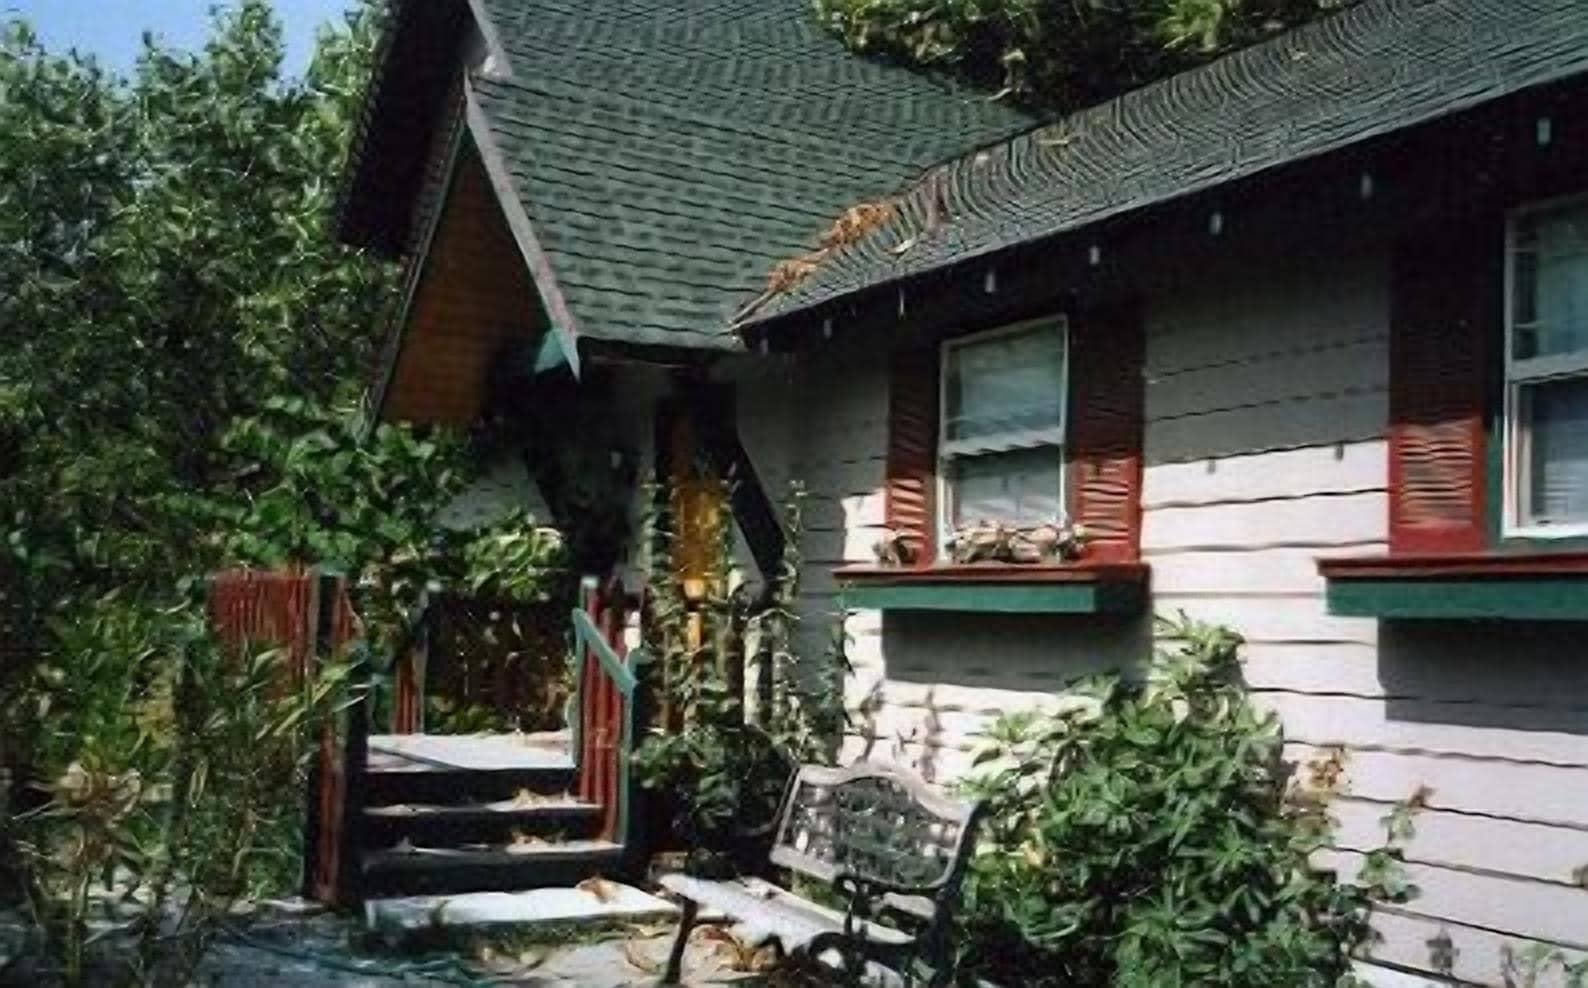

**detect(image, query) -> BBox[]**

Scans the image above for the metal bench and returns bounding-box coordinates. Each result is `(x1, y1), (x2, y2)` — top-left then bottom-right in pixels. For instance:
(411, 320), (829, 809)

(657, 762), (985, 986)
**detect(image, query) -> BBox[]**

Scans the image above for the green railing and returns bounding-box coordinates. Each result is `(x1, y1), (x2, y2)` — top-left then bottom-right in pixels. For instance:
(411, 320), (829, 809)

(569, 578), (648, 849)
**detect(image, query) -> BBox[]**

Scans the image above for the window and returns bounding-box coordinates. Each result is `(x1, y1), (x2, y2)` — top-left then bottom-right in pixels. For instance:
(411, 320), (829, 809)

(937, 318), (1068, 549)
(1506, 198), (1588, 535)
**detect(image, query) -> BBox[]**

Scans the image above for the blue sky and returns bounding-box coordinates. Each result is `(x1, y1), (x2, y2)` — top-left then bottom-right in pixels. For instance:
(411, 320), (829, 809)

(4, 1), (353, 78)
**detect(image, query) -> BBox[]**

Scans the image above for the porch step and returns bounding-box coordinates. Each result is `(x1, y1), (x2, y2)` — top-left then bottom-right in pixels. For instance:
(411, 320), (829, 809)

(362, 797), (602, 846)
(360, 839), (625, 898)
(362, 765), (579, 806)
(364, 883), (681, 940)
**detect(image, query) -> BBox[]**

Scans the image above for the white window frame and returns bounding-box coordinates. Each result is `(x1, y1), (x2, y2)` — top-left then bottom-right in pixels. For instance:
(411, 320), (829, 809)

(935, 316), (1070, 555)
(1502, 193), (1588, 539)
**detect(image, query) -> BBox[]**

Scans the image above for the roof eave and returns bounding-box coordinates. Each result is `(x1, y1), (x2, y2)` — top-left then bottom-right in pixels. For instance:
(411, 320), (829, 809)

(334, 0), (476, 258)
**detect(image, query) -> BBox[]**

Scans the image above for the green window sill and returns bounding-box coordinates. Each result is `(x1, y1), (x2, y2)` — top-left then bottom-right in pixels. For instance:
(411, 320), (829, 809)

(835, 563), (1149, 615)
(1319, 552), (1588, 621)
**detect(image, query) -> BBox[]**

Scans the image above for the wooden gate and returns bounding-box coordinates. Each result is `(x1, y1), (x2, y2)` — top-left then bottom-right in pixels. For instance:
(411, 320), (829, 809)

(207, 567), (362, 904)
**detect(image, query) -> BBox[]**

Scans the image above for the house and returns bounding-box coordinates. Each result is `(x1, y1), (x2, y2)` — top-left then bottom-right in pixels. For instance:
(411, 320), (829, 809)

(337, 0), (1588, 983)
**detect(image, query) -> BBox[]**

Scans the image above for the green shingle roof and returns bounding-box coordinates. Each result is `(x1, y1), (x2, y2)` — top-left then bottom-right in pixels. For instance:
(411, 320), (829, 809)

(465, 0), (1036, 351)
(740, 0), (1588, 328)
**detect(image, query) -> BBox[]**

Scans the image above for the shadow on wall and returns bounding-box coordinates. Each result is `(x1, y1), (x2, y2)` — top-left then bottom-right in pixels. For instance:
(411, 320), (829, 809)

(1140, 239), (1389, 467)
(854, 611), (1152, 781)
(1378, 621), (1588, 735)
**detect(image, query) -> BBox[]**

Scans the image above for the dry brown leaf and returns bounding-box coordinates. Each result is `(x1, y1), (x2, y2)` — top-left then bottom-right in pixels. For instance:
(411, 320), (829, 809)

(621, 937), (661, 974)
(765, 254), (823, 294)
(691, 926), (775, 973)
(576, 876), (618, 903)
(693, 925), (736, 944)
(818, 201), (893, 250)
(505, 788), (547, 809)
(749, 943), (780, 972)
(468, 942), (546, 977)
(504, 829), (548, 855)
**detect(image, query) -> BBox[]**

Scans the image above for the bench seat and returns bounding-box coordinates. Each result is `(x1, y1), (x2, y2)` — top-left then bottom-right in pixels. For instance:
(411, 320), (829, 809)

(658, 873), (914, 952)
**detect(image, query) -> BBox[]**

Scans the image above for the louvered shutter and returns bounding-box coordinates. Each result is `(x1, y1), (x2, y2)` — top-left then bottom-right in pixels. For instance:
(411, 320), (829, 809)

(1388, 221), (1500, 553)
(1066, 309), (1146, 563)
(884, 347), (940, 567)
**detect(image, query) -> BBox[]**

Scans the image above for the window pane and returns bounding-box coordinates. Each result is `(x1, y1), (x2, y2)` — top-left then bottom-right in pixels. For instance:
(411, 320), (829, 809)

(946, 447), (1064, 530)
(1520, 376), (1588, 527)
(1514, 205), (1588, 361)
(945, 326), (1065, 442)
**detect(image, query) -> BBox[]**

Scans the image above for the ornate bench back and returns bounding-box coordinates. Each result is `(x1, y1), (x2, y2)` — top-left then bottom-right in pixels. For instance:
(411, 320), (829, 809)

(769, 763), (982, 921)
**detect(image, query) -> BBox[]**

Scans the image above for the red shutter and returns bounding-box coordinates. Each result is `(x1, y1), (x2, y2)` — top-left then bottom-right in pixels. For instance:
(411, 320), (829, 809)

(1067, 309), (1146, 563)
(1388, 222), (1499, 554)
(884, 347), (940, 567)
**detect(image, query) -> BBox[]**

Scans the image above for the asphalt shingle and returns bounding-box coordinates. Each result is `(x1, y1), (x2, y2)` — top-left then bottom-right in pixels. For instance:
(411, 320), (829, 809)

(466, 0), (1037, 350)
(739, 0), (1588, 327)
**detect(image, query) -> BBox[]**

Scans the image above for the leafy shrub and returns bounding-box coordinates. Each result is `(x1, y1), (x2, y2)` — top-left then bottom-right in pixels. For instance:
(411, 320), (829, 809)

(953, 614), (1405, 987)
(1, 597), (354, 985)
(631, 477), (840, 872)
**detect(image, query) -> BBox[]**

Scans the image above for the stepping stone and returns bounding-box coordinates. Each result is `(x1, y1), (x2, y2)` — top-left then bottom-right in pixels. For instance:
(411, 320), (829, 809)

(366, 882), (681, 936)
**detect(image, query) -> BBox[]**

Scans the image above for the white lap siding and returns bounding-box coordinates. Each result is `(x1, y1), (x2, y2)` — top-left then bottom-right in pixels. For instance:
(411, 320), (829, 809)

(1141, 250), (1588, 984)
(723, 244), (1588, 985)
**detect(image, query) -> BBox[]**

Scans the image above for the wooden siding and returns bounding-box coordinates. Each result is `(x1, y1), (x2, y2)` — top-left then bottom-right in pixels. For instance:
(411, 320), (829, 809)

(1144, 249), (1587, 984)
(382, 142), (546, 425)
(720, 241), (1588, 985)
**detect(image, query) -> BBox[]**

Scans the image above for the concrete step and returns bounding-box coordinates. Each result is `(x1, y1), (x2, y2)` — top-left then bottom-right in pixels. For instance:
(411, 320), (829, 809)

(363, 734), (578, 806)
(364, 882), (681, 941)
(359, 839), (625, 898)
(361, 797), (602, 846)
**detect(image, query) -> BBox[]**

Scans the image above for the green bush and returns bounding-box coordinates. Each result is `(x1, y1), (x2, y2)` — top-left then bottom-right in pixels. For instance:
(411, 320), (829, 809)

(1, 597), (355, 985)
(953, 614), (1405, 987)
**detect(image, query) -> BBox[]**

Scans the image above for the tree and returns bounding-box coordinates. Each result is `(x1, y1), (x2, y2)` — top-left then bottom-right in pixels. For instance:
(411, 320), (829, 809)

(811, 0), (1358, 112)
(0, 1), (392, 611)
(0, 5), (564, 981)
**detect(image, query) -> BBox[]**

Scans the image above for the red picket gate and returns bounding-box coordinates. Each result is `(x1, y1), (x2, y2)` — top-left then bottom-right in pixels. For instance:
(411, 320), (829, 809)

(207, 567), (362, 904)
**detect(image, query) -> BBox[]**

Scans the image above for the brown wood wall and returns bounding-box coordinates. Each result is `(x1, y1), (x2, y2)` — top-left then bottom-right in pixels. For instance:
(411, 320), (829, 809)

(383, 141), (546, 425)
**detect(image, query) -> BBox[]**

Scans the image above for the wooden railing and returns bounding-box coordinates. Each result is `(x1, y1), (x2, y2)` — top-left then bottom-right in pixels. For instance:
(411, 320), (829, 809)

(571, 577), (649, 847)
(387, 591), (572, 736)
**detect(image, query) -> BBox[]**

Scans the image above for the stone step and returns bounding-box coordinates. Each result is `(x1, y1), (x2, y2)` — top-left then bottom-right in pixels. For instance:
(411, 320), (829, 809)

(359, 839), (625, 898)
(361, 797), (603, 846)
(364, 882), (681, 941)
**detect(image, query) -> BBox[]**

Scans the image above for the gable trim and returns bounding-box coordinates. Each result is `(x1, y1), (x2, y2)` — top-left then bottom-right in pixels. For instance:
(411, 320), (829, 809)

(464, 79), (582, 379)
(462, 0), (514, 81)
